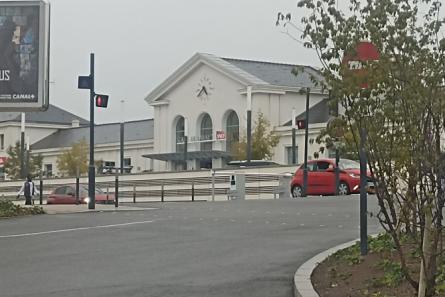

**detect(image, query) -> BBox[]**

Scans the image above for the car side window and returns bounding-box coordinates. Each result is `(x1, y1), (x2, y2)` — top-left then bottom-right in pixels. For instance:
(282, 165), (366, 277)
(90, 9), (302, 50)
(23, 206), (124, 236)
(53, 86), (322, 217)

(317, 161), (331, 171)
(66, 186), (75, 196)
(307, 162), (317, 172)
(54, 186), (66, 195)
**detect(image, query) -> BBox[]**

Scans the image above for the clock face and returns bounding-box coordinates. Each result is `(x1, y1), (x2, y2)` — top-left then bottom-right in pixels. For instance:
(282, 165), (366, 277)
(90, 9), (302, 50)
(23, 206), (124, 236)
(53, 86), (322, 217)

(196, 75), (214, 100)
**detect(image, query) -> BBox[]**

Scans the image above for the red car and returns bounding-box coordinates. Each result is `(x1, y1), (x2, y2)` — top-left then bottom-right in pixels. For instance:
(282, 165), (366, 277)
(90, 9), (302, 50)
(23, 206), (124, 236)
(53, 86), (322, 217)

(290, 159), (373, 197)
(47, 184), (115, 204)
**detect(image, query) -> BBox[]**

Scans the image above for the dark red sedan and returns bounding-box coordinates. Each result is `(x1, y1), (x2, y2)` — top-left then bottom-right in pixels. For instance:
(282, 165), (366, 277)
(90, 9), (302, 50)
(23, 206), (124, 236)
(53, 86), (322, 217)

(290, 158), (373, 197)
(47, 184), (115, 204)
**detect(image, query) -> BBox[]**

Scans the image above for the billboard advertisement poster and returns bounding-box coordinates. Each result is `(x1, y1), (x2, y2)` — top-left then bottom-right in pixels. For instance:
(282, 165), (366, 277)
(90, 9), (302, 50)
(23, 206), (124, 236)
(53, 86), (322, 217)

(0, 1), (49, 111)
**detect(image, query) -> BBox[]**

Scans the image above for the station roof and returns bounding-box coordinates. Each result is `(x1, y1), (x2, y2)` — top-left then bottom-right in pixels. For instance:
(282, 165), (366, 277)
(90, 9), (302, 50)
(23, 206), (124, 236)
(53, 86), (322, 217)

(31, 119), (153, 150)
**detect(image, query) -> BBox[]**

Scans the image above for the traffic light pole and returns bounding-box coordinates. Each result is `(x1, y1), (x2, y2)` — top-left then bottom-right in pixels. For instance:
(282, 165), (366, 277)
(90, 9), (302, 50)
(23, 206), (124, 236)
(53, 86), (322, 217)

(88, 53), (96, 209)
(302, 88), (310, 197)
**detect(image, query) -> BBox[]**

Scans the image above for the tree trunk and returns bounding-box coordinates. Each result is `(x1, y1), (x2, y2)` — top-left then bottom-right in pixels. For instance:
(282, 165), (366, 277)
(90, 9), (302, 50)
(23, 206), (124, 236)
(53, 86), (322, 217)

(418, 207), (432, 297)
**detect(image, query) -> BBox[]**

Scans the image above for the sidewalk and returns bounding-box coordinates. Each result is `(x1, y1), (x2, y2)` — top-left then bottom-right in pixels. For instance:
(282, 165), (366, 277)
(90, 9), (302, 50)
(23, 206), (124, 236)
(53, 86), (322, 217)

(13, 201), (156, 215)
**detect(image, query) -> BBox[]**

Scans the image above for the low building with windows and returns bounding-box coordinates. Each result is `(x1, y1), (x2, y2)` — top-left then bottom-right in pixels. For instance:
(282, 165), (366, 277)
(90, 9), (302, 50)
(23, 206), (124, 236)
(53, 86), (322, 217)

(0, 104), (89, 179)
(31, 119), (154, 177)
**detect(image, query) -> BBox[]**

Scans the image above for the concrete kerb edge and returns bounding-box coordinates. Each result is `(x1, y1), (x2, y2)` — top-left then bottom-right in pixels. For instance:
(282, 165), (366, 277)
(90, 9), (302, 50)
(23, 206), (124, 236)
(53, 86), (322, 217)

(293, 234), (380, 297)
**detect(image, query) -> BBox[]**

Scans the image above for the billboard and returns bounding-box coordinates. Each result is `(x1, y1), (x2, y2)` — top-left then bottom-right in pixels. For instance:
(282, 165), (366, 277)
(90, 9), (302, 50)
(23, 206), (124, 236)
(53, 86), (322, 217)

(0, 0), (49, 111)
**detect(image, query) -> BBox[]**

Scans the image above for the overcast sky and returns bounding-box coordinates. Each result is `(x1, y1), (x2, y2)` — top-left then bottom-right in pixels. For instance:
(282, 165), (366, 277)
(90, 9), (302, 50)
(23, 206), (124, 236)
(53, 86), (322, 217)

(49, 0), (321, 123)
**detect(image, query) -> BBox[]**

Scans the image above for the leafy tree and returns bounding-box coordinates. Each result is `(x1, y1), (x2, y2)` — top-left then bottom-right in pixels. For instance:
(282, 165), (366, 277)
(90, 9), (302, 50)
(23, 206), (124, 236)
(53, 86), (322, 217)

(4, 141), (42, 180)
(278, 0), (445, 295)
(316, 116), (360, 160)
(56, 139), (88, 177)
(231, 112), (280, 161)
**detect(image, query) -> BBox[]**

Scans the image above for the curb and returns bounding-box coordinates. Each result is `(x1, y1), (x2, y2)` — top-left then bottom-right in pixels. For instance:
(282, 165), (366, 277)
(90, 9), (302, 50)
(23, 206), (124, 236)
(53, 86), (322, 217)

(293, 238), (361, 297)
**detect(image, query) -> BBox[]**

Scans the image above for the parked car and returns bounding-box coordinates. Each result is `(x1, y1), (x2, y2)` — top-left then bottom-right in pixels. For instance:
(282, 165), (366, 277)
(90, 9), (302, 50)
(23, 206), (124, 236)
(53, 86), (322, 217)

(290, 158), (374, 197)
(47, 184), (114, 204)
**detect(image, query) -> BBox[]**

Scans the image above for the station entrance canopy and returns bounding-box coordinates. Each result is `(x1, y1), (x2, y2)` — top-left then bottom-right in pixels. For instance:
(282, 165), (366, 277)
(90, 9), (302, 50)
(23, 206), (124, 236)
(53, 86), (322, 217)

(143, 150), (231, 162)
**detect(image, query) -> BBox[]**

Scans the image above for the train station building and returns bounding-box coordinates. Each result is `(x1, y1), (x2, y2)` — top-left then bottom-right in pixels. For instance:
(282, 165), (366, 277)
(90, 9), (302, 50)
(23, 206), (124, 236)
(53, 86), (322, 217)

(2, 53), (334, 177)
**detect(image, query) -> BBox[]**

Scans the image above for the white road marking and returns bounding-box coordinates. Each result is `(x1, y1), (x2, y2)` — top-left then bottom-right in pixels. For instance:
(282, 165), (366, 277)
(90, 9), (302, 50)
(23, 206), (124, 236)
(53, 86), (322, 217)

(247, 220), (252, 224)
(300, 223), (305, 226)
(338, 225), (343, 228)
(0, 220), (154, 239)
(320, 225), (325, 227)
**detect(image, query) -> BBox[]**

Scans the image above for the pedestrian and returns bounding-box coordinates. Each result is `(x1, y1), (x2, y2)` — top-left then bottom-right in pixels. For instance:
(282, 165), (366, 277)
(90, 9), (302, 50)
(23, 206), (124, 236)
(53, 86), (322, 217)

(17, 175), (39, 205)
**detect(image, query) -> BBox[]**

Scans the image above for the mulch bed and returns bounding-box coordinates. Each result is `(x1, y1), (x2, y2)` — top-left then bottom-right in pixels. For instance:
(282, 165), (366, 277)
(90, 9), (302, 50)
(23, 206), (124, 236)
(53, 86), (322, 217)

(311, 237), (445, 297)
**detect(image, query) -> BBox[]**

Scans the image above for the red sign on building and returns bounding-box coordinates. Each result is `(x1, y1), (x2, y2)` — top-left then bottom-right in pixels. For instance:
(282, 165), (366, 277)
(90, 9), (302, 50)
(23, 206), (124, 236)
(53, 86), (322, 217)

(216, 131), (226, 140)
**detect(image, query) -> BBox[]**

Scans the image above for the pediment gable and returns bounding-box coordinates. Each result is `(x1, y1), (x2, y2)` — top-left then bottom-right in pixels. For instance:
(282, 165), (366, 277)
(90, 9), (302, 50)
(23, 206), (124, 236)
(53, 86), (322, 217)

(145, 53), (267, 104)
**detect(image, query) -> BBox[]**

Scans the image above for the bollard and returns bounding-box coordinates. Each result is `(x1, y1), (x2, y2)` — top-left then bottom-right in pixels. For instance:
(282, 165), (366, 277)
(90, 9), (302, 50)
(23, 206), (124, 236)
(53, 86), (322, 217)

(192, 181), (195, 202)
(133, 185), (136, 203)
(161, 183), (164, 202)
(106, 186), (109, 201)
(115, 174), (119, 208)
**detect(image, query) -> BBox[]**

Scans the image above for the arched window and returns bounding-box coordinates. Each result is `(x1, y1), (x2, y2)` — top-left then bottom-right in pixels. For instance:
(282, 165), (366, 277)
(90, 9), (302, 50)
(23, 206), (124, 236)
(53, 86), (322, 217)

(175, 116), (185, 152)
(226, 111), (239, 152)
(200, 114), (213, 152)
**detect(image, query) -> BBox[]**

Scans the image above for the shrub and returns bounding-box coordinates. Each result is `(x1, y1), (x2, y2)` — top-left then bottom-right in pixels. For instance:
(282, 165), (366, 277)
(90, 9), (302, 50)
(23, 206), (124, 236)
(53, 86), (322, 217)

(0, 200), (45, 217)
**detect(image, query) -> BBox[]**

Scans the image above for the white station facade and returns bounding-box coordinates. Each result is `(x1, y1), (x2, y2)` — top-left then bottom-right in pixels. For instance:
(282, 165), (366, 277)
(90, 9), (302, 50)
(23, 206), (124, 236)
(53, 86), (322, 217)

(144, 53), (333, 172)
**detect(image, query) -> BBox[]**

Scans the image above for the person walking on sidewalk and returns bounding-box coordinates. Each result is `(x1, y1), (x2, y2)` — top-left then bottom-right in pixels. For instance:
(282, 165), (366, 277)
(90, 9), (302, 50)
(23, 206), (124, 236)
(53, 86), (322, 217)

(17, 175), (39, 205)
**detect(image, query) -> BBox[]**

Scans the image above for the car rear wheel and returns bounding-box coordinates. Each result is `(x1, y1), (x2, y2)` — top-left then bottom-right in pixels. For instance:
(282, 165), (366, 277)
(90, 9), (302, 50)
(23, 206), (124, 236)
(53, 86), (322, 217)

(338, 182), (350, 195)
(292, 185), (303, 198)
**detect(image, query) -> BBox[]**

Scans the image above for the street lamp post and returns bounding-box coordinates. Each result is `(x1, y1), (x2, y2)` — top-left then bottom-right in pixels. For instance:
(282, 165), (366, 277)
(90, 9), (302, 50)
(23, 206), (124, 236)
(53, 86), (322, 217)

(120, 100), (125, 175)
(183, 118), (188, 171)
(20, 113), (25, 179)
(302, 88), (310, 197)
(246, 86), (252, 165)
(291, 108), (297, 164)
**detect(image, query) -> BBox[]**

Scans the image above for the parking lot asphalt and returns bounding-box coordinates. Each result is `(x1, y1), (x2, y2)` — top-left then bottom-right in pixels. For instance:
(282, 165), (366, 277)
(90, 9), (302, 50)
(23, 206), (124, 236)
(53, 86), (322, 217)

(1, 196), (381, 297)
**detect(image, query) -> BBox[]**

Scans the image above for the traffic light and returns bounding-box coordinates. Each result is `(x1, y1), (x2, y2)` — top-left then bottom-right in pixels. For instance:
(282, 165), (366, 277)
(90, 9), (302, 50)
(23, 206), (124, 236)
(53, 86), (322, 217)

(95, 94), (109, 108)
(297, 119), (306, 129)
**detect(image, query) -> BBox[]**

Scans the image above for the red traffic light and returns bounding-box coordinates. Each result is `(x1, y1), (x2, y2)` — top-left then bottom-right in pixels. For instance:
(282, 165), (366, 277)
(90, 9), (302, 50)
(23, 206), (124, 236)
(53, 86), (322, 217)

(95, 94), (109, 108)
(297, 119), (306, 129)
